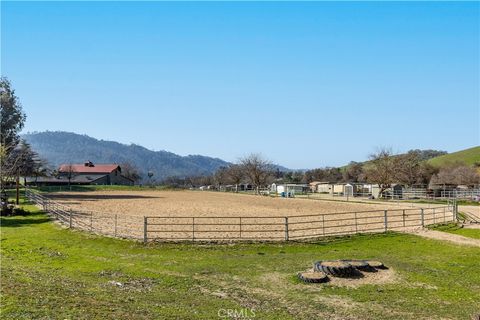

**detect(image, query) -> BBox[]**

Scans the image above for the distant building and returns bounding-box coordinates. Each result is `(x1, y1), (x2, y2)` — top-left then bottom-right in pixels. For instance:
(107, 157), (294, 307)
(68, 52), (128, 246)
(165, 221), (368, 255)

(271, 183), (309, 195)
(27, 161), (134, 186)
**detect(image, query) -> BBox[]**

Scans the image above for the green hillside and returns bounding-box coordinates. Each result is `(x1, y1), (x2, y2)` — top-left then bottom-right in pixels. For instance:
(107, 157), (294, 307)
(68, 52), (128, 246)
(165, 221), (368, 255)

(428, 146), (480, 167)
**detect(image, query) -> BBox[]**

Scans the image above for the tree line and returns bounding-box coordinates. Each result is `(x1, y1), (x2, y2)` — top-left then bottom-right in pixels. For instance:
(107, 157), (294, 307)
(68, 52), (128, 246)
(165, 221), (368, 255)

(162, 148), (480, 194)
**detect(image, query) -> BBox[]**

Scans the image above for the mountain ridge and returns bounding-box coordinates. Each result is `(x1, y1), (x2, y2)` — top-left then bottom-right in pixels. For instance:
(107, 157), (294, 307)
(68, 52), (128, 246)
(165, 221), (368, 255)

(22, 131), (231, 181)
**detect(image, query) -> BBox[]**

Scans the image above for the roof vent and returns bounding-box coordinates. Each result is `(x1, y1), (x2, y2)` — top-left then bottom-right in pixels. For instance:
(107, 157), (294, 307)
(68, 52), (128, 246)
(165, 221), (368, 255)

(84, 161), (94, 167)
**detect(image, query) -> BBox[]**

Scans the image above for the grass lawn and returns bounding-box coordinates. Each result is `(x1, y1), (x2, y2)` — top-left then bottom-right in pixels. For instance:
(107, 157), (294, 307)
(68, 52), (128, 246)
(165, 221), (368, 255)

(429, 223), (480, 240)
(1, 202), (479, 319)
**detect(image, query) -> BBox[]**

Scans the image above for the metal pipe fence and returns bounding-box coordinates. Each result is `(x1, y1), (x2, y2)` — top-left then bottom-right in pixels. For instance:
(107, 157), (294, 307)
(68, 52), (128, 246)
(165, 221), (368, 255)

(25, 188), (457, 243)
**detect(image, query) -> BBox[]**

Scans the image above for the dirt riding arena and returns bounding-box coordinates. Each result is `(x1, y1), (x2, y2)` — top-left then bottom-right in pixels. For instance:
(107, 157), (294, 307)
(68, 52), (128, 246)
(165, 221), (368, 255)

(33, 190), (456, 242)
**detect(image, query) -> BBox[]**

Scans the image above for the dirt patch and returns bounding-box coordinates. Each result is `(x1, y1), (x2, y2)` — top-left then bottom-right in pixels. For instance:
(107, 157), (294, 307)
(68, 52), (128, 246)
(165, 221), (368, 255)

(408, 229), (480, 247)
(298, 268), (397, 288)
(460, 205), (480, 221)
(464, 224), (480, 229)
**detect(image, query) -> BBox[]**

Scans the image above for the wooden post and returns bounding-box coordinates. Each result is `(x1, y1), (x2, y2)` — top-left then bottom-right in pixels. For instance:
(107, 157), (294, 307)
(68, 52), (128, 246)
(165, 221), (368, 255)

(402, 209), (406, 228)
(69, 209), (72, 228)
(284, 217), (289, 241)
(421, 208), (425, 227)
(239, 217), (242, 239)
(192, 217), (195, 242)
(90, 213), (93, 231)
(455, 201), (458, 221)
(384, 210), (388, 232)
(322, 215), (325, 237)
(143, 217), (147, 243)
(433, 208), (436, 224)
(443, 207), (446, 223)
(354, 212), (358, 233)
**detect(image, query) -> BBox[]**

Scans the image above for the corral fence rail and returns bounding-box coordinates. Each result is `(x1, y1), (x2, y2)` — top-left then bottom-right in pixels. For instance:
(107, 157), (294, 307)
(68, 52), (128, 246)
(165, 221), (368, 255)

(25, 188), (144, 239)
(25, 188), (458, 243)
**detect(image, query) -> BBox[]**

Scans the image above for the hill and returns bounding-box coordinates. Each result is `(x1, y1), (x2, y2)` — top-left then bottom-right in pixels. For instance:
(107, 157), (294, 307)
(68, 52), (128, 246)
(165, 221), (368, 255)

(427, 146), (480, 167)
(341, 149), (448, 170)
(22, 131), (230, 181)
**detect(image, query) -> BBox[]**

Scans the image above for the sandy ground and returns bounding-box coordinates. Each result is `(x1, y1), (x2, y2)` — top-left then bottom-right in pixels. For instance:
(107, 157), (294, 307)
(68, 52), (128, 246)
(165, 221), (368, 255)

(44, 190), (453, 241)
(459, 205), (480, 221)
(464, 224), (480, 229)
(407, 229), (480, 247)
(48, 190), (440, 217)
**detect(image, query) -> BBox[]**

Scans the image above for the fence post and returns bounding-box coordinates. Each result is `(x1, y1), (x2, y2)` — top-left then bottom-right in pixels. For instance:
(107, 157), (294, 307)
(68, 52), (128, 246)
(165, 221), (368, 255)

(421, 208), (425, 227)
(114, 214), (118, 237)
(90, 213), (93, 231)
(143, 216), (147, 243)
(384, 210), (388, 232)
(322, 215), (325, 237)
(69, 209), (72, 228)
(354, 212), (358, 233)
(455, 201), (458, 221)
(284, 217), (289, 241)
(402, 209), (406, 228)
(443, 207), (446, 223)
(433, 208), (436, 224)
(192, 217), (195, 242)
(239, 217), (242, 240)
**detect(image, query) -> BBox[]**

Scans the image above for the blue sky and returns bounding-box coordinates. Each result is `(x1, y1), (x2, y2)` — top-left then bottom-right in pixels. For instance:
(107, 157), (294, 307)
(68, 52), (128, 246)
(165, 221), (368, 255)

(2, 2), (479, 169)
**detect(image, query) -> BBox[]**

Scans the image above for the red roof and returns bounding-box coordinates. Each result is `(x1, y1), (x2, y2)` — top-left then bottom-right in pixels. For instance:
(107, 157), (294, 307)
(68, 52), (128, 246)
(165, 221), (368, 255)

(59, 163), (120, 174)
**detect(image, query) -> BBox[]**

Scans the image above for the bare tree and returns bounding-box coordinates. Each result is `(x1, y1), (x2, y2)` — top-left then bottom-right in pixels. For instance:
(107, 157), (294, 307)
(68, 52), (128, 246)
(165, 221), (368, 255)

(454, 166), (480, 186)
(304, 167), (343, 183)
(395, 151), (425, 186)
(239, 154), (274, 194)
(342, 161), (364, 183)
(62, 164), (78, 187)
(225, 164), (244, 192)
(432, 164), (480, 187)
(0, 140), (41, 209)
(32, 158), (50, 184)
(213, 166), (229, 188)
(364, 148), (398, 198)
(120, 162), (141, 183)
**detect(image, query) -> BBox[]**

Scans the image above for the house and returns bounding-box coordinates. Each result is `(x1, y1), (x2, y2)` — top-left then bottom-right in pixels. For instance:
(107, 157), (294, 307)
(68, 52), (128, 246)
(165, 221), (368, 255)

(27, 161), (134, 186)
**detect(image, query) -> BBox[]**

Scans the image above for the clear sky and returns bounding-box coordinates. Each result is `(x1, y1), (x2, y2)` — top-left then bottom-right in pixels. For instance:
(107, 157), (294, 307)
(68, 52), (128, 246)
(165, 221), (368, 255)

(2, 1), (479, 169)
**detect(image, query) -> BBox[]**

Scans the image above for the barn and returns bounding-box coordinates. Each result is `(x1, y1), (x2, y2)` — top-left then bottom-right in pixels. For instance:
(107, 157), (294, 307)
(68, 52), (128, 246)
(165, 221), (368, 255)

(57, 161), (134, 186)
(27, 161), (134, 186)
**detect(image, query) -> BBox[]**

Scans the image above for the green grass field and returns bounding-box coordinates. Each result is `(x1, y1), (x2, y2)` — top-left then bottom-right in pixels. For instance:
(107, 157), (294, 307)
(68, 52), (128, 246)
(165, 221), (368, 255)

(1, 201), (479, 320)
(429, 223), (480, 240)
(428, 146), (480, 167)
